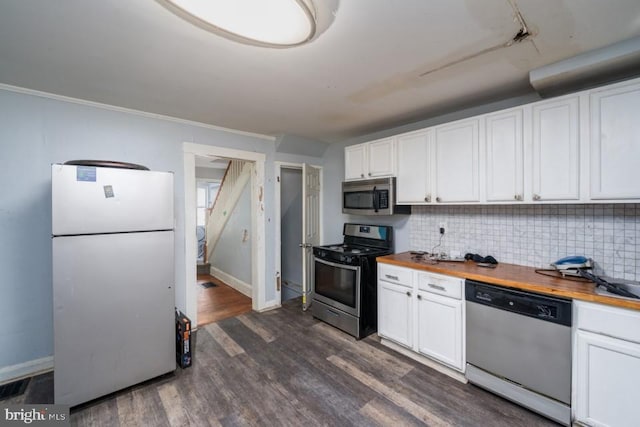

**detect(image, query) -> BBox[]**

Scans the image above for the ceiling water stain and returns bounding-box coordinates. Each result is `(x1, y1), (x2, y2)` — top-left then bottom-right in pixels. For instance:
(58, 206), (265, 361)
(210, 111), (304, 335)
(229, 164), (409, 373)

(347, 0), (583, 105)
(347, 0), (526, 104)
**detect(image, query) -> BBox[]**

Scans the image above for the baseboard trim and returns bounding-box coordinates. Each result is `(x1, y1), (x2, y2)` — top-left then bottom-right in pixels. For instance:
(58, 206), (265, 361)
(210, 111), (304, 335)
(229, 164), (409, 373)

(210, 266), (252, 298)
(0, 356), (54, 386)
(258, 301), (281, 312)
(379, 338), (467, 384)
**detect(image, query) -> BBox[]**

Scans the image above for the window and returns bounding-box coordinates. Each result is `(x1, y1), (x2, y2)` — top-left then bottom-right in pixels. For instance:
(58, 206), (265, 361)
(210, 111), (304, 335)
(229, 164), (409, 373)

(196, 181), (220, 226)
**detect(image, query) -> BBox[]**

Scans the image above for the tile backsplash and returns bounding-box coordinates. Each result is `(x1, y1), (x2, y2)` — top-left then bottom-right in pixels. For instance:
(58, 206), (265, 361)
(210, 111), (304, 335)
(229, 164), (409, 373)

(408, 204), (640, 281)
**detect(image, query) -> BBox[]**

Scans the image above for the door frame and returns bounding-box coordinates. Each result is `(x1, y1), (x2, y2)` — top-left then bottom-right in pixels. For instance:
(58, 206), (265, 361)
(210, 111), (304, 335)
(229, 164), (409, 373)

(274, 162), (323, 306)
(184, 142), (267, 327)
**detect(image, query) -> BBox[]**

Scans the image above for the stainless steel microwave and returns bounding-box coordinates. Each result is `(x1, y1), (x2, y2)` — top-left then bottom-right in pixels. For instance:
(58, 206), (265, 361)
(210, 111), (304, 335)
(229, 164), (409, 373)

(342, 177), (411, 215)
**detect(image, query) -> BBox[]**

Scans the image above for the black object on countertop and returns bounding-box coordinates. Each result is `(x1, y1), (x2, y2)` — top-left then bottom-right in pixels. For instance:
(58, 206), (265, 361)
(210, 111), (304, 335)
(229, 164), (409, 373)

(578, 270), (640, 299)
(465, 253), (498, 264)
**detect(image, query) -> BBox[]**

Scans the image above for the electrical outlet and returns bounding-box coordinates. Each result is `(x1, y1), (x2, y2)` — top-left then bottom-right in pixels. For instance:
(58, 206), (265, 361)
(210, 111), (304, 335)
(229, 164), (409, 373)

(439, 222), (447, 234)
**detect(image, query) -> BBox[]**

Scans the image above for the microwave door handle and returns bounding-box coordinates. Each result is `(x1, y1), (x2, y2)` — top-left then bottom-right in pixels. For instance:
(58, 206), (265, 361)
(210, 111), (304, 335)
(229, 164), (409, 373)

(372, 186), (378, 212)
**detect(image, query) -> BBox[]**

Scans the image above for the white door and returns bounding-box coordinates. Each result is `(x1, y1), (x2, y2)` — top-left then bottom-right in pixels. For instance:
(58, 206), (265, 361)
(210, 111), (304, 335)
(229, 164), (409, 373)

(590, 81), (640, 200)
(396, 130), (432, 204)
(344, 143), (367, 180)
(434, 119), (480, 203)
(378, 281), (413, 348)
(485, 109), (524, 202)
(575, 330), (640, 427)
(416, 291), (463, 370)
(532, 96), (580, 201)
(53, 231), (175, 406)
(52, 164), (174, 235)
(368, 137), (396, 177)
(301, 163), (321, 310)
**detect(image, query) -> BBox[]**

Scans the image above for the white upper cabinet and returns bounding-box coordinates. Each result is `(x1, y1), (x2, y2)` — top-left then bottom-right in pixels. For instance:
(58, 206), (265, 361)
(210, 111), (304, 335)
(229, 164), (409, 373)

(590, 80), (640, 200)
(368, 137), (396, 177)
(344, 143), (367, 180)
(485, 109), (524, 202)
(396, 130), (432, 204)
(434, 118), (480, 203)
(344, 138), (395, 180)
(367, 76), (640, 204)
(531, 96), (580, 202)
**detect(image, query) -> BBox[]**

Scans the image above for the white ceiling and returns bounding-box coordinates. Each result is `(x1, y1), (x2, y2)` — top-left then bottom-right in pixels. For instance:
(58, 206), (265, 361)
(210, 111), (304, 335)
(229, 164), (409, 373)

(1, 0), (639, 143)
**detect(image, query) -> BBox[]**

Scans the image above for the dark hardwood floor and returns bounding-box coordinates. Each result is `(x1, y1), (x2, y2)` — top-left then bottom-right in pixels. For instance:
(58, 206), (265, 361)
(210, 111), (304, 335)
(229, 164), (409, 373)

(197, 274), (252, 326)
(12, 298), (557, 426)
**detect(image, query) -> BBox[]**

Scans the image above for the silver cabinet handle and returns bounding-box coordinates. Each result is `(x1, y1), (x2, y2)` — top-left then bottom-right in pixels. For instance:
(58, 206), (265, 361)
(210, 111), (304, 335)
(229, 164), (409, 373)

(424, 195), (431, 203)
(406, 291), (411, 297)
(368, 172), (372, 176)
(428, 283), (445, 291)
(514, 194), (523, 201)
(436, 197), (441, 203)
(360, 173), (365, 178)
(385, 274), (399, 281)
(417, 294), (422, 300)
(533, 194), (541, 201)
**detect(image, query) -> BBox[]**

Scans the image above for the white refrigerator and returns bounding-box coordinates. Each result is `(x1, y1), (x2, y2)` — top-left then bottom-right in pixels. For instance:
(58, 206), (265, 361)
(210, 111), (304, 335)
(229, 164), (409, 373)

(51, 163), (176, 407)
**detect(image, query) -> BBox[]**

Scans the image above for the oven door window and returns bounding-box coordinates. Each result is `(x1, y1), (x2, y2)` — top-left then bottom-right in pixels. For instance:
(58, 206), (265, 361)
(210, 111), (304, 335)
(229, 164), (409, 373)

(314, 259), (360, 310)
(343, 191), (374, 210)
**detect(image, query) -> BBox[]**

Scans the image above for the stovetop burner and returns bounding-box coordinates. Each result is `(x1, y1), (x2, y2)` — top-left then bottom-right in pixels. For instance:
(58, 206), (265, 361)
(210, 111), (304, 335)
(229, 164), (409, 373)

(319, 244), (381, 256)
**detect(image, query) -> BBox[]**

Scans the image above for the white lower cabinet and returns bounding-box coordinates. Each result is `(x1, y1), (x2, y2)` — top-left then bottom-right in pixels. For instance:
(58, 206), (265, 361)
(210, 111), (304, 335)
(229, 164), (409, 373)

(416, 290), (463, 370)
(378, 263), (464, 372)
(378, 280), (413, 348)
(573, 301), (640, 426)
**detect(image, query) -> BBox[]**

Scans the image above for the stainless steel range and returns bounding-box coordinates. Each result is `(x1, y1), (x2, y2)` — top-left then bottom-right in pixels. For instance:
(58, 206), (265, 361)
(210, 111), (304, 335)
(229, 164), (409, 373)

(312, 224), (393, 339)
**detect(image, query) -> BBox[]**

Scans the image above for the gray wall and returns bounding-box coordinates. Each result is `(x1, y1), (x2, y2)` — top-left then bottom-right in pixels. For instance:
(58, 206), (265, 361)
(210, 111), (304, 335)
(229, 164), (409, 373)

(210, 181), (252, 284)
(0, 87), (275, 371)
(280, 168), (303, 290)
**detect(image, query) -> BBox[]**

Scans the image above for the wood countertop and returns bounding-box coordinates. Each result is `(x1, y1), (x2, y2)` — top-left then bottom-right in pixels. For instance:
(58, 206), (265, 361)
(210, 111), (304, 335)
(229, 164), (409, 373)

(377, 252), (640, 311)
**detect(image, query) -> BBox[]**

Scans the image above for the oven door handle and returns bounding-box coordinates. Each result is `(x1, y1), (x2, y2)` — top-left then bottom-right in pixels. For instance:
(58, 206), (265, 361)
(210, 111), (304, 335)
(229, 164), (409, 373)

(314, 257), (361, 272)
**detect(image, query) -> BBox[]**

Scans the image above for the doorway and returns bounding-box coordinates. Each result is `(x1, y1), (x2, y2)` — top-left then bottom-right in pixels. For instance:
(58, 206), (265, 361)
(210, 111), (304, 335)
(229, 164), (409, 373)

(194, 155), (252, 326)
(183, 143), (267, 329)
(275, 162), (322, 308)
(279, 167), (303, 301)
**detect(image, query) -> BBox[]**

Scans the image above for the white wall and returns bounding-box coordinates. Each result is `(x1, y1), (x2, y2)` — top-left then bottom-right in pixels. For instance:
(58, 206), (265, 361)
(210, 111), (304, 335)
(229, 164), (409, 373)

(195, 167), (225, 180)
(410, 204), (640, 281)
(0, 87), (275, 373)
(210, 181), (252, 285)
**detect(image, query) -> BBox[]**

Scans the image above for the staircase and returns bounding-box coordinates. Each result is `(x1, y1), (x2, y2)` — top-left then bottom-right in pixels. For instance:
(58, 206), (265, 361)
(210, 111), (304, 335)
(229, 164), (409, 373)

(205, 159), (252, 263)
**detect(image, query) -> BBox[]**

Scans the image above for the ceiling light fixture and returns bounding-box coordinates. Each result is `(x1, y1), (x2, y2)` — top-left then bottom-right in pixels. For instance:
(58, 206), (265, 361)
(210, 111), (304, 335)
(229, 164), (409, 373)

(158, 0), (317, 48)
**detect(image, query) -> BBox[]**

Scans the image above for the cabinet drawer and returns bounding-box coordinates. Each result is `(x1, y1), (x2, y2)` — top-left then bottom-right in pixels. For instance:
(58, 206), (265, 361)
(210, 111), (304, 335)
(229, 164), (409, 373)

(575, 300), (640, 344)
(378, 264), (412, 287)
(418, 272), (463, 300)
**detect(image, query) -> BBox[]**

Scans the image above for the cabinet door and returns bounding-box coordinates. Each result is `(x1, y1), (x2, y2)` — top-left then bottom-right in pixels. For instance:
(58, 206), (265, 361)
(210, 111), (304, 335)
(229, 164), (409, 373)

(434, 119), (480, 203)
(532, 96), (580, 201)
(590, 81), (640, 200)
(378, 281), (413, 348)
(575, 330), (640, 427)
(416, 291), (463, 370)
(485, 109), (524, 202)
(368, 138), (395, 177)
(344, 143), (367, 180)
(396, 130), (432, 203)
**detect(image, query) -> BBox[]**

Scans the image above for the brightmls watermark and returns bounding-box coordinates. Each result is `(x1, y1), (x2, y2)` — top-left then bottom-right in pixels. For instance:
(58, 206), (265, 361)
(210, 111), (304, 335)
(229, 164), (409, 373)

(1, 405), (69, 426)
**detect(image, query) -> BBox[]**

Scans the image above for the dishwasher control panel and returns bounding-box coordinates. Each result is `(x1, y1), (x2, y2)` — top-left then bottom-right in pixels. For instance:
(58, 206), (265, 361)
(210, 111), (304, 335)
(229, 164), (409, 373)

(465, 280), (572, 326)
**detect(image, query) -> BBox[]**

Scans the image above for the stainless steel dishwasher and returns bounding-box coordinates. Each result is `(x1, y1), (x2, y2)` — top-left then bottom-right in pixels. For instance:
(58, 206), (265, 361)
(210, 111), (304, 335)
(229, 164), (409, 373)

(465, 280), (572, 426)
